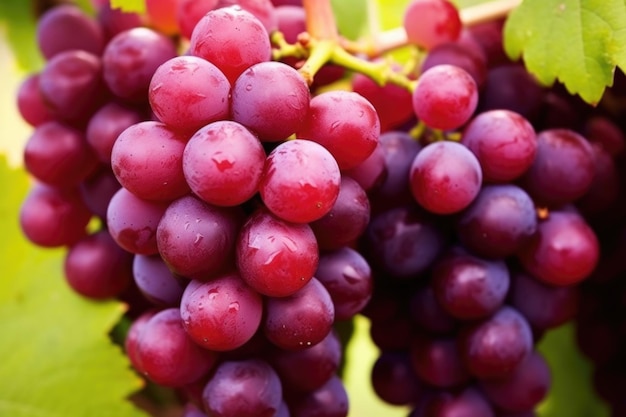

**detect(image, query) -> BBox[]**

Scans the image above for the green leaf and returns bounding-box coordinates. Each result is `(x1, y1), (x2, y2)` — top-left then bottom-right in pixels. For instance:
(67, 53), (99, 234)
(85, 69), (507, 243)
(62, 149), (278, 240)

(537, 324), (610, 417)
(0, 158), (148, 417)
(331, 0), (368, 41)
(504, 0), (626, 105)
(110, 0), (146, 14)
(0, 0), (44, 72)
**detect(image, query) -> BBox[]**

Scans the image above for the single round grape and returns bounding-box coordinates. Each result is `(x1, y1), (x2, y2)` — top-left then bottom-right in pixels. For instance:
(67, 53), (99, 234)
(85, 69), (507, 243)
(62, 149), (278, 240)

(136, 308), (218, 387)
(36, 4), (105, 59)
(403, 0), (462, 50)
(296, 91), (381, 170)
(409, 286), (458, 335)
(232, 61), (310, 141)
(180, 274), (263, 351)
(342, 141), (387, 193)
(106, 188), (169, 255)
(217, 0), (278, 33)
(183, 121), (266, 207)
(133, 254), (187, 306)
(20, 183), (92, 248)
(413, 64), (478, 131)
(16, 74), (54, 127)
(96, 2), (143, 39)
(264, 278), (334, 350)
(157, 195), (243, 280)
(517, 210), (599, 286)
(189, 7), (272, 84)
(459, 306), (533, 379)
(103, 27), (177, 102)
(288, 375), (349, 417)
(111, 121), (190, 201)
(177, 0), (220, 39)
(409, 334), (471, 388)
(432, 249), (510, 320)
(64, 231), (133, 299)
(409, 140), (482, 214)
(424, 387), (494, 417)
(519, 129), (595, 207)
(236, 209), (318, 297)
(149, 55), (231, 132)
(371, 352), (423, 406)
(461, 109), (537, 182)
(421, 41), (488, 88)
(456, 184), (537, 259)
(259, 139), (341, 223)
(125, 310), (158, 374)
(202, 359), (282, 417)
(79, 168), (121, 219)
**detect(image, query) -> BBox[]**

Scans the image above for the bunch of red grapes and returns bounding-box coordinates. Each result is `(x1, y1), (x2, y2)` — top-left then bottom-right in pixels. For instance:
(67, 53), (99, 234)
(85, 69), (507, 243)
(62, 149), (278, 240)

(15, 0), (626, 416)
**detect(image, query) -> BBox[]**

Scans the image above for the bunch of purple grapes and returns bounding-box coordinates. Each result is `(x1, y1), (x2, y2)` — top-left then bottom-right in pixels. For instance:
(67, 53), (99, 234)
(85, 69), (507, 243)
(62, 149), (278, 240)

(15, 0), (626, 416)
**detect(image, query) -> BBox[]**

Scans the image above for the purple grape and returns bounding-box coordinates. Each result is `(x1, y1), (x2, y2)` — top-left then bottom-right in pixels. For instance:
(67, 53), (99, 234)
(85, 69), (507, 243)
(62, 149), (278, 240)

(79, 168), (121, 219)
(288, 375), (348, 417)
(431, 248), (510, 320)
(342, 141), (387, 193)
(421, 41), (487, 88)
(410, 333), (471, 388)
(156, 195), (243, 279)
(314, 247), (373, 320)
(410, 141), (482, 215)
(425, 387), (495, 417)
(264, 278), (334, 350)
(456, 184), (537, 259)
(16, 74), (54, 127)
(371, 351), (423, 406)
(202, 359), (282, 417)
(133, 254), (187, 306)
(409, 285), (458, 335)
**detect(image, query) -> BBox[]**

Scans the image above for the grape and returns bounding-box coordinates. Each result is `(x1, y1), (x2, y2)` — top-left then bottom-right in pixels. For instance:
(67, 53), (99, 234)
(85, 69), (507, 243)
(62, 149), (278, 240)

(270, 330), (342, 392)
(296, 91), (381, 170)
(39, 50), (107, 123)
(409, 334), (471, 388)
(363, 204), (446, 279)
(519, 129), (595, 207)
(125, 309), (158, 374)
(111, 121), (190, 201)
(403, 0), (462, 50)
(479, 351), (551, 413)
(431, 248), (510, 320)
(517, 210), (599, 286)
(103, 27), (178, 102)
(421, 41), (488, 88)
(459, 306), (533, 379)
(20, 183), (92, 247)
(217, 0), (278, 33)
(149, 56), (231, 132)
(409, 286), (458, 335)
(259, 139), (341, 223)
(202, 359), (282, 417)
(352, 68), (414, 132)
(509, 272), (580, 331)
(231, 61), (310, 141)
(314, 247), (373, 320)
(36, 4), (104, 59)
(264, 278), (335, 350)
(288, 375), (349, 417)
(133, 254), (187, 306)
(156, 195), (243, 279)
(106, 188), (169, 255)
(412, 64), (478, 131)
(461, 110), (537, 183)
(342, 141), (387, 193)
(310, 177), (371, 250)
(24, 121), (98, 188)
(456, 184), (537, 259)
(183, 121), (266, 207)
(64, 230), (133, 299)
(177, 0), (220, 39)
(371, 352), (422, 406)
(180, 274), (263, 351)
(134, 308), (218, 387)
(583, 115), (625, 156)
(189, 7), (272, 84)
(409, 140), (482, 215)
(576, 143), (621, 216)
(86, 102), (145, 165)
(236, 209), (319, 297)
(16, 74), (54, 127)
(96, 2), (143, 40)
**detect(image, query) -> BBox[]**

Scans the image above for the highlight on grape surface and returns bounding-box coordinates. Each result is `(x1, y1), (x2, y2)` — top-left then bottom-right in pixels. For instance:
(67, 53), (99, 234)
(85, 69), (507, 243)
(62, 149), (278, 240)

(10, 0), (626, 416)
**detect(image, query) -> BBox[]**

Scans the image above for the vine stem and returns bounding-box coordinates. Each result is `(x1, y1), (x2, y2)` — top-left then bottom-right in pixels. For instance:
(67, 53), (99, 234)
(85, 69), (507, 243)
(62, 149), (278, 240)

(360, 0), (523, 58)
(302, 0), (338, 40)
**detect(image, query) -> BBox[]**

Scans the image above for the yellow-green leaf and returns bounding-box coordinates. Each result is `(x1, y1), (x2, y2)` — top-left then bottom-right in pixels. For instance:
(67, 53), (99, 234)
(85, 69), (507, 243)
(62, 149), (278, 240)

(110, 0), (146, 14)
(504, 0), (626, 105)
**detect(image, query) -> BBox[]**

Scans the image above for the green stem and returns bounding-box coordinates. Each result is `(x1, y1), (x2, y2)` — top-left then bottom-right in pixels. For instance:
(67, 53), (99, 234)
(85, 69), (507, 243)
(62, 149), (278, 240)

(298, 39), (336, 85)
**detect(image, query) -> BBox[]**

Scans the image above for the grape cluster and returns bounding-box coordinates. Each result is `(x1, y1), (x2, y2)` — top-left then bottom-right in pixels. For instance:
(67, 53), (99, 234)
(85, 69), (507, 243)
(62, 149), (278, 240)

(15, 0), (626, 416)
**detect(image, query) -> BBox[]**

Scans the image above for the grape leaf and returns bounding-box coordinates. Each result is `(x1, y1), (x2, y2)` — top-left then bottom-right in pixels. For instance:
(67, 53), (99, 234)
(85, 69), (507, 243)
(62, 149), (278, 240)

(0, 158), (148, 417)
(537, 324), (610, 417)
(504, 0), (626, 105)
